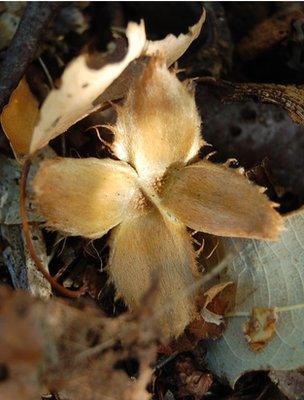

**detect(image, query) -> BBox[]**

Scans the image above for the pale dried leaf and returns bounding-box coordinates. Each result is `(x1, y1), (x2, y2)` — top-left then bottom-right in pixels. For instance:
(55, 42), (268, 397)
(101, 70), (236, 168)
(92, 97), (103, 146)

(161, 160), (282, 240)
(94, 10), (205, 108)
(144, 9), (206, 66)
(114, 57), (203, 180)
(33, 157), (139, 238)
(108, 209), (198, 337)
(1, 78), (39, 161)
(29, 21), (146, 153)
(205, 211), (304, 386)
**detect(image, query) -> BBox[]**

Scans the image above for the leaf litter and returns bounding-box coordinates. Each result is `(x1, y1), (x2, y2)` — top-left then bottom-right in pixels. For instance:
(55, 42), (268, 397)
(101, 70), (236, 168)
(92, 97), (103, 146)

(1, 3), (304, 400)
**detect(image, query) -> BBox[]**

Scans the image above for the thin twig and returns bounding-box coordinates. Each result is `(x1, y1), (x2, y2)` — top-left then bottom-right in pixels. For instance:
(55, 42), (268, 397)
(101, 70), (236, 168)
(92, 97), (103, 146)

(0, 2), (63, 113)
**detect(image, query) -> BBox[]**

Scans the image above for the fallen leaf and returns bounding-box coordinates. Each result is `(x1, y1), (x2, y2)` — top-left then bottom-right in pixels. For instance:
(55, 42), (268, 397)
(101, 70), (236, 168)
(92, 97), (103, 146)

(269, 369), (304, 400)
(204, 210), (304, 386)
(237, 7), (304, 61)
(203, 282), (233, 308)
(243, 307), (278, 352)
(95, 10), (206, 105)
(1, 78), (39, 161)
(0, 285), (159, 400)
(189, 282), (235, 339)
(175, 356), (213, 399)
(199, 78), (304, 127)
(1, 224), (51, 298)
(29, 20), (146, 153)
(1, 11), (205, 160)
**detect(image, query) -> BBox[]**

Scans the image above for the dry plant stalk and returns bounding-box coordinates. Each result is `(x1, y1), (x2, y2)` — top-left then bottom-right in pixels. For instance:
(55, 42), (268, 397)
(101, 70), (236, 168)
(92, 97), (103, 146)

(33, 57), (282, 336)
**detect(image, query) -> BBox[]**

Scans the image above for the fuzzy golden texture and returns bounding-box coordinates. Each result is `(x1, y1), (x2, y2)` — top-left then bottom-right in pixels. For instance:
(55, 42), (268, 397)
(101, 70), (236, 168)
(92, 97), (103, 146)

(114, 58), (203, 179)
(33, 157), (139, 238)
(108, 210), (198, 337)
(161, 161), (283, 240)
(31, 56), (284, 337)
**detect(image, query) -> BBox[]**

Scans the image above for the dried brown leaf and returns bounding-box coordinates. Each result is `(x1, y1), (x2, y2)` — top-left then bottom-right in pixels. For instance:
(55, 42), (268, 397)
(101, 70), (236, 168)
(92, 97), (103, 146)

(0, 285), (159, 400)
(243, 307), (278, 352)
(199, 78), (304, 126)
(1, 78), (39, 161)
(237, 7), (304, 61)
(175, 357), (213, 399)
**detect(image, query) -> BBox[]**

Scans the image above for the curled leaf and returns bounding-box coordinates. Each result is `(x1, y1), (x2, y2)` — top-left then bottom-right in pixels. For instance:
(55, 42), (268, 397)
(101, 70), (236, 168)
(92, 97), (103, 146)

(30, 21), (146, 154)
(199, 78), (304, 126)
(144, 9), (206, 66)
(1, 12), (206, 160)
(203, 282), (233, 308)
(95, 10), (206, 106)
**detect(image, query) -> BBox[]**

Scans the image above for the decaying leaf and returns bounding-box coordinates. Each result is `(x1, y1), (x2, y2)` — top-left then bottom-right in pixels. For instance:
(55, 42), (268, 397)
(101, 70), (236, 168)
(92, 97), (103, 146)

(203, 282), (233, 308)
(269, 369), (304, 400)
(98, 9), (206, 107)
(1, 78), (39, 161)
(1, 224), (51, 298)
(243, 307), (278, 352)
(237, 6), (304, 61)
(200, 282), (233, 325)
(199, 78), (304, 126)
(162, 281), (235, 355)
(29, 20), (146, 154)
(0, 10), (206, 160)
(0, 285), (159, 400)
(174, 356), (213, 399)
(205, 210), (304, 386)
